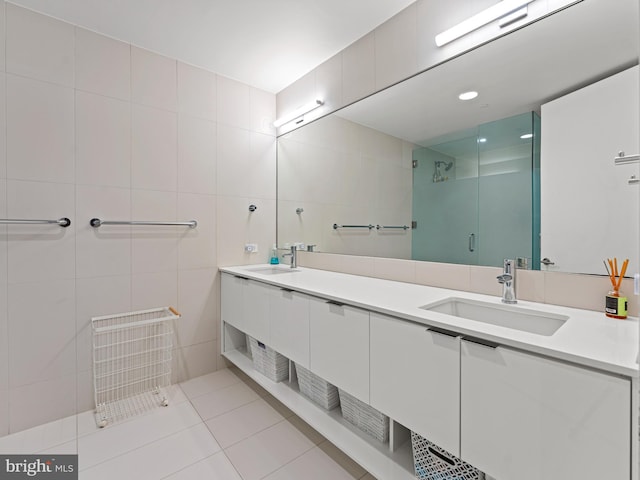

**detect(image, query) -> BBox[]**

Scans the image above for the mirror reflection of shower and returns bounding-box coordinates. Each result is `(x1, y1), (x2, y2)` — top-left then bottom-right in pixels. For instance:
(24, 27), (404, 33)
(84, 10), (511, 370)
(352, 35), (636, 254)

(433, 160), (453, 183)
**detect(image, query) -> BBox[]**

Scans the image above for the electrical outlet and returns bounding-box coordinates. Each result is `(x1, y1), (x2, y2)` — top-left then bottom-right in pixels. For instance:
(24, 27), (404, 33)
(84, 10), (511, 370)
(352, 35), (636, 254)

(244, 243), (258, 253)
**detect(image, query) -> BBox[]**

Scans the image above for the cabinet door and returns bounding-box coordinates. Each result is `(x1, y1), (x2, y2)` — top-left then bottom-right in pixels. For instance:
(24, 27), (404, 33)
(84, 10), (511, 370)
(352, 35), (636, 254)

(243, 280), (275, 342)
(370, 313), (460, 456)
(541, 66), (639, 274)
(309, 297), (369, 402)
(221, 273), (246, 331)
(461, 340), (630, 480)
(270, 289), (310, 368)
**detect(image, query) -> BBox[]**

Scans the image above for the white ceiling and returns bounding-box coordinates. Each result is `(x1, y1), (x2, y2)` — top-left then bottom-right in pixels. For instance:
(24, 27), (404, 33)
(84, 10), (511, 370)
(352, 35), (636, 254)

(338, 0), (639, 146)
(8, 0), (415, 93)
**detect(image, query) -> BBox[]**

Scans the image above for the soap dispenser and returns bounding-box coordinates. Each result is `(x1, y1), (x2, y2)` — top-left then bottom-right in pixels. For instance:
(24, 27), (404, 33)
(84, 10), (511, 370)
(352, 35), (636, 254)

(270, 245), (279, 265)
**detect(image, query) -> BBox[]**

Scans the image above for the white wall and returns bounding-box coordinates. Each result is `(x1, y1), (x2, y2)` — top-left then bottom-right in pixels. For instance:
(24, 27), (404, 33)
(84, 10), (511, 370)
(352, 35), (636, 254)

(276, 0), (575, 130)
(278, 115), (413, 259)
(0, 2), (276, 435)
(541, 66), (639, 276)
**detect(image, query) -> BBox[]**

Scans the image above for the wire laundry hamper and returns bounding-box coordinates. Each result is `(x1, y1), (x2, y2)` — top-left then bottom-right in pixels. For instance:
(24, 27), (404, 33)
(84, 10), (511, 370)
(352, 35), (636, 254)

(92, 306), (180, 428)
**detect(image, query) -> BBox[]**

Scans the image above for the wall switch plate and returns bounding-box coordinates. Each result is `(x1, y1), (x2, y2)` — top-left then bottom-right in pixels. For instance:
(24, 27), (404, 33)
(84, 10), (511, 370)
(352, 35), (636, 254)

(244, 243), (258, 253)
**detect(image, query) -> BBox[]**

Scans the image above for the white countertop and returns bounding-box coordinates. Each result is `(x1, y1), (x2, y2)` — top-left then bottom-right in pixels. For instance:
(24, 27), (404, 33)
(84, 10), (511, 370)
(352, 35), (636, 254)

(220, 265), (639, 377)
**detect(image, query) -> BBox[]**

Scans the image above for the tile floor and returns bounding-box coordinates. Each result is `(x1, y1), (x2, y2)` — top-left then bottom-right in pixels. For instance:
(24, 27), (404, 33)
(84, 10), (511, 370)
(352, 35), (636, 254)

(0, 368), (377, 480)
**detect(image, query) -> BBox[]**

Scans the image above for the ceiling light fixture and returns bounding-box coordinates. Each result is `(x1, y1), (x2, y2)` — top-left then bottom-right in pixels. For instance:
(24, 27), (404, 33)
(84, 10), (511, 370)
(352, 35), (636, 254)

(273, 99), (324, 128)
(459, 91), (478, 101)
(435, 0), (536, 47)
(520, 133), (533, 139)
(478, 137), (487, 143)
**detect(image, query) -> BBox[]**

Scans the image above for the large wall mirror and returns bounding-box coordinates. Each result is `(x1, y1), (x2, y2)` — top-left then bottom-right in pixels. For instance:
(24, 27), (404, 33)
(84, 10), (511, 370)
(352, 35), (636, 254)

(277, 0), (639, 276)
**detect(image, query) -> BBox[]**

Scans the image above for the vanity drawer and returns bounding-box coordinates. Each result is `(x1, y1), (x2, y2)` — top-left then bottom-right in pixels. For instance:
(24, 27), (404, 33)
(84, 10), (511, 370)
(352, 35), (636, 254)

(309, 297), (369, 403)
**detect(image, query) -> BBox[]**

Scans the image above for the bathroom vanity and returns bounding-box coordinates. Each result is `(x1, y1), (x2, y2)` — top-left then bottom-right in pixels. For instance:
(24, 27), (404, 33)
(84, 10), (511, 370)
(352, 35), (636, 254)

(220, 265), (638, 480)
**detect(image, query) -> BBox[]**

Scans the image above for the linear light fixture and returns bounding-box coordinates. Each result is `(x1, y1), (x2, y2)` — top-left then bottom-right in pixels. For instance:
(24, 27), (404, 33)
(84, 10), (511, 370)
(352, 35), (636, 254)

(435, 0), (535, 47)
(273, 99), (324, 128)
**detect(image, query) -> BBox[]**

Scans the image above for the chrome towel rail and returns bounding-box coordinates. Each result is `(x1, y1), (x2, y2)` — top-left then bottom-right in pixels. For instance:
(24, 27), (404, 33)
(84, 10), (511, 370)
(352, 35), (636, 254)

(333, 223), (375, 230)
(614, 151), (640, 165)
(376, 224), (409, 230)
(90, 218), (197, 228)
(0, 217), (71, 227)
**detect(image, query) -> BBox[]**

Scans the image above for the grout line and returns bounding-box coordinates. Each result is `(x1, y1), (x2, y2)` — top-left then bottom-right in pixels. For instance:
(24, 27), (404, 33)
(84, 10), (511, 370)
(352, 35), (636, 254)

(205, 398), (286, 450)
(185, 385), (258, 423)
(78, 407), (204, 472)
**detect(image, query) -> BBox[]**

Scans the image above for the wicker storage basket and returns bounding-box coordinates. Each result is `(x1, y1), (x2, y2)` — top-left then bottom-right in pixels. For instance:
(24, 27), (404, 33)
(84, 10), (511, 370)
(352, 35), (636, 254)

(412, 431), (485, 480)
(338, 389), (389, 443)
(295, 363), (340, 410)
(248, 336), (289, 382)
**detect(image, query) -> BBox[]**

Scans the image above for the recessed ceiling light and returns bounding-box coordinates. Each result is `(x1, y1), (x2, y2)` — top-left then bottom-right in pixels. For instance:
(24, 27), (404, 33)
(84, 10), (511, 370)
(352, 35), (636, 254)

(520, 133), (533, 139)
(478, 138), (487, 143)
(458, 91), (478, 101)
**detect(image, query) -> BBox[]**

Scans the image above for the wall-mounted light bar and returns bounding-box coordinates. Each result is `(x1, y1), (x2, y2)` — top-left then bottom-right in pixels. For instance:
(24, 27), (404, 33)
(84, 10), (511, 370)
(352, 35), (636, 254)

(273, 99), (324, 128)
(435, 0), (535, 47)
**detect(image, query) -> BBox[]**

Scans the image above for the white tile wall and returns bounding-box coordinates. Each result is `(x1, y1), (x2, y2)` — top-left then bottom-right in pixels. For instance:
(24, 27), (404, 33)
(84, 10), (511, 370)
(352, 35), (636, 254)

(6, 75), (74, 183)
(316, 53), (343, 114)
(342, 33), (375, 106)
(131, 46), (177, 111)
(217, 76), (251, 129)
(0, 389), (7, 437)
(75, 27), (130, 101)
(177, 62), (216, 121)
(217, 127), (276, 199)
(374, 3), (418, 91)
(177, 267), (218, 347)
(75, 91), (131, 188)
(0, 74), (6, 178)
(0, 3), (277, 437)
(7, 280), (76, 387)
(278, 115), (412, 260)
(174, 340), (219, 383)
(216, 196), (276, 266)
(132, 104), (178, 191)
(75, 275), (132, 367)
(9, 374), (77, 433)
(0, 274), (7, 437)
(75, 185), (131, 278)
(6, 180), (75, 283)
(131, 189), (178, 274)
(177, 115), (216, 195)
(177, 193), (217, 269)
(0, 178), (5, 436)
(6, 3), (74, 87)
(250, 87), (276, 136)
(0, 3), (5, 72)
(131, 271), (178, 311)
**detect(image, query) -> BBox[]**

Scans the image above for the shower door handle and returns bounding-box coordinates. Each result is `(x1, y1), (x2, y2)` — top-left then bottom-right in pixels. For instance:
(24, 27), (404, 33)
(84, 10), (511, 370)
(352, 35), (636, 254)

(468, 233), (475, 252)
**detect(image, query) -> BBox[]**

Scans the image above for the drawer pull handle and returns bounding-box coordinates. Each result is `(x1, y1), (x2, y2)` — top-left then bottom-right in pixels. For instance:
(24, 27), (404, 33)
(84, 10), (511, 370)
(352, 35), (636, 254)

(427, 446), (455, 466)
(234, 275), (249, 281)
(463, 336), (499, 349)
(426, 327), (459, 338)
(280, 288), (294, 293)
(326, 300), (345, 307)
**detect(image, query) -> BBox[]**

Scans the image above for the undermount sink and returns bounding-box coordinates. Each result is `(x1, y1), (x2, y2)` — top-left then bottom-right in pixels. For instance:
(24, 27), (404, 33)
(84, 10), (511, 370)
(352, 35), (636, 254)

(245, 266), (299, 275)
(420, 297), (568, 336)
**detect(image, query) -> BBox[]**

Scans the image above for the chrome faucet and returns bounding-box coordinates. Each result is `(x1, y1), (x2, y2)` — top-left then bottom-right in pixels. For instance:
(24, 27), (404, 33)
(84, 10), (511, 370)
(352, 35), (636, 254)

(282, 245), (297, 268)
(497, 259), (517, 304)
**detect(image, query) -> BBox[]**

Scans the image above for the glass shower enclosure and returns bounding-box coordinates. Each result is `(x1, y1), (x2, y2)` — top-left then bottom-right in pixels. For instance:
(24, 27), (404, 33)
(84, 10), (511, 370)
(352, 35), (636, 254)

(411, 112), (541, 269)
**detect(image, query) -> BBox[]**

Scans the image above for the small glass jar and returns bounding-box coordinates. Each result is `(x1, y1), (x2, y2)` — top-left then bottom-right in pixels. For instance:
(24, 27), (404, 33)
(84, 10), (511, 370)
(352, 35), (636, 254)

(605, 289), (628, 319)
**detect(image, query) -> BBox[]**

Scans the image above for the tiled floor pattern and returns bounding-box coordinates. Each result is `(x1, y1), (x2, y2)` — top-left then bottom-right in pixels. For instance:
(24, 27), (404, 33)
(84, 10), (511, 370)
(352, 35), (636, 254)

(0, 368), (377, 480)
